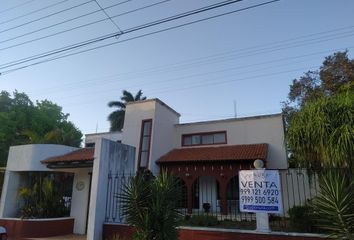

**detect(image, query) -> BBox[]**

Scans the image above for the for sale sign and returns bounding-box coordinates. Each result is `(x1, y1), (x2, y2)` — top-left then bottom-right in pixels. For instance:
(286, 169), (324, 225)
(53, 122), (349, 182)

(239, 170), (283, 213)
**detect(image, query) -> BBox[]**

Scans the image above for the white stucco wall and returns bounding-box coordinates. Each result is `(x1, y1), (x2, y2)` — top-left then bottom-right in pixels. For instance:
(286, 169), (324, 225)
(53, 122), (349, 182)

(175, 114), (287, 169)
(87, 139), (135, 240)
(120, 99), (286, 172)
(6, 144), (78, 171)
(85, 131), (122, 146)
(0, 144), (79, 218)
(122, 99), (180, 174)
(0, 171), (21, 217)
(70, 168), (92, 234)
(122, 100), (156, 171)
(149, 101), (180, 174)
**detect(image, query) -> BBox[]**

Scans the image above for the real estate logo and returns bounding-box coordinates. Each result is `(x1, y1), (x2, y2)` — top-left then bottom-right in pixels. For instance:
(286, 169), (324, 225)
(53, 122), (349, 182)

(239, 170), (283, 214)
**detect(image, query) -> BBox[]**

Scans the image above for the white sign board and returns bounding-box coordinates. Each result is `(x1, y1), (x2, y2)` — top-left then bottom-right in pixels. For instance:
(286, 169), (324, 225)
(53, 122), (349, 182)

(239, 170), (283, 213)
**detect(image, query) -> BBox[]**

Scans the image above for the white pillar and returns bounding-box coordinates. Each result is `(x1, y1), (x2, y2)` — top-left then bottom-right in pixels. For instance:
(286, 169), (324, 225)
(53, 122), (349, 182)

(256, 212), (270, 232)
(70, 169), (91, 234)
(0, 171), (21, 217)
(254, 159), (270, 233)
(87, 139), (135, 240)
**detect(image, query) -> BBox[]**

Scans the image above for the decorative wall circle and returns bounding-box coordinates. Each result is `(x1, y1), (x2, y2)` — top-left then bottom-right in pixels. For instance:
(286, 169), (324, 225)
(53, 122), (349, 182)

(76, 181), (85, 191)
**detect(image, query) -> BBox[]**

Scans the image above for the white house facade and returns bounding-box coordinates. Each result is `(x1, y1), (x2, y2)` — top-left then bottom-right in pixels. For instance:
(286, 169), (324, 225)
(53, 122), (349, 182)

(0, 98), (287, 239)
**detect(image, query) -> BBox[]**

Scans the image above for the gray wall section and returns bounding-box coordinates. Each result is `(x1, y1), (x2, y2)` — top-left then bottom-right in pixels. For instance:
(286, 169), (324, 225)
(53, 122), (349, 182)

(0, 171), (20, 217)
(87, 139), (135, 240)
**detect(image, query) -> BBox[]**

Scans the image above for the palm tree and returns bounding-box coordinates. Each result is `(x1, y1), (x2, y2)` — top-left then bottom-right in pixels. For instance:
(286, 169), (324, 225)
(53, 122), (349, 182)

(108, 90), (146, 131)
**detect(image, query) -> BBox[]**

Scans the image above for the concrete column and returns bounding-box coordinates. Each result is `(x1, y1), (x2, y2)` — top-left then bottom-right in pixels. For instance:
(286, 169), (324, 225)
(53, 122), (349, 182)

(70, 169), (91, 234)
(254, 159), (270, 232)
(186, 182), (193, 214)
(0, 171), (21, 217)
(218, 180), (228, 215)
(256, 212), (270, 232)
(87, 139), (135, 240)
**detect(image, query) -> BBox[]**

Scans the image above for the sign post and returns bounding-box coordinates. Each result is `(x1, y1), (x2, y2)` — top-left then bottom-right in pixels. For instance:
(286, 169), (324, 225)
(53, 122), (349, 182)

(239, 161), (283, 232)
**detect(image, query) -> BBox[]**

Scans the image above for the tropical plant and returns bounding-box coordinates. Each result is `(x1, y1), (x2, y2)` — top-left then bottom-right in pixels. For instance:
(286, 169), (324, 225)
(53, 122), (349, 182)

(287, 89), (354, 169)
(22, 125), (81, 147)
(186, 214), (219, 227)
(105, 233), (129, 240)
(287, 204), (316, 232)
(18, 174), (70, 218)
(108, 90), (146, 131)
(286, 81), (353, 238)
(312, 171), (354, 239)
(120, 171), (181, 240)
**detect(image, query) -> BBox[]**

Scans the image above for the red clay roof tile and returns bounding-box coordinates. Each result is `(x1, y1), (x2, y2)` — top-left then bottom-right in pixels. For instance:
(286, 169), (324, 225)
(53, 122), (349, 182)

(156, 144), (268, 164)
(41, 147), (94, 164)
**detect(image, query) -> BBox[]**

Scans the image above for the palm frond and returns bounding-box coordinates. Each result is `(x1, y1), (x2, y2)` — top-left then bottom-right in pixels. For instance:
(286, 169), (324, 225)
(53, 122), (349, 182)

(108, 101), (126, 109)
(119, 171), (181, 240)
(134, 90), (146, 101)
(312, 171), (354, 239)
(108, 110), (125, 131)
(121, 90), (135, 102)
(108, 90), (147, 132)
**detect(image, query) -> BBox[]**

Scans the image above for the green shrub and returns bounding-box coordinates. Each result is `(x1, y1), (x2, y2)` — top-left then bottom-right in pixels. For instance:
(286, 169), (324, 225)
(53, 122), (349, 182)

(105, 233), (129, 240)
(120, 171), (182, 240)
(288, 204), (315, 232)
(18, 176), (69, 218)
(188, 214), (218, 227)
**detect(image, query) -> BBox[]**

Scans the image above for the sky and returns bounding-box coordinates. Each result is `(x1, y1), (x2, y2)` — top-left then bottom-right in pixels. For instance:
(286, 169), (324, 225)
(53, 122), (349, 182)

(1, 0), (354, 135)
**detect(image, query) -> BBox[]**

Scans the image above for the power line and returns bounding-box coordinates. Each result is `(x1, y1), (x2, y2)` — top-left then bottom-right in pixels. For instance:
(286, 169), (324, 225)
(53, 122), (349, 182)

(28, 45), (352, 97)
(0, 0), (280, 74)
(0, 0), (37, 15)
(39, 58), (324, 101)
(0, 0), (70, 26)
(0, 0), (146, 47)
(93, 0), (123, 33)
(1, 0), (246, 69)
(4, 2), (354, 78)
(148, 66), (321, 95)
(14, 24), (353, 75)
(0, 0), (95, 34)
(56, 65), (320, 107)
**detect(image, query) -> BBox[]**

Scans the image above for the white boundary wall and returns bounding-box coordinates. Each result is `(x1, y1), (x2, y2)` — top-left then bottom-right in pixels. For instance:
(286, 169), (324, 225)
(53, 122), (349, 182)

(87, 139), (135, 240)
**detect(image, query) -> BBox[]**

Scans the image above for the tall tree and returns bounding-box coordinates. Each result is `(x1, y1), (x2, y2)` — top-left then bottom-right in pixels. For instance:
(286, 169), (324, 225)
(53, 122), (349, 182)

(287, 89), (353, 169)
(284, 53), (354, 238)
(108, 90), (146, 131)
(282, 51), (354, 124)
(0, 91), (82, 166)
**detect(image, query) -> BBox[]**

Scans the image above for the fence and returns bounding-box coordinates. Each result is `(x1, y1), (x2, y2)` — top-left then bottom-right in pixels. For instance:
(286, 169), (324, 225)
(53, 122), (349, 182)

(104, 169), (327, 232)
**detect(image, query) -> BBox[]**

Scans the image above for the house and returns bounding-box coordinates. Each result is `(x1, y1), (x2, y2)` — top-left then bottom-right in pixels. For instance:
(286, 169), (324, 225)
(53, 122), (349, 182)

(0, 98), (287, 239)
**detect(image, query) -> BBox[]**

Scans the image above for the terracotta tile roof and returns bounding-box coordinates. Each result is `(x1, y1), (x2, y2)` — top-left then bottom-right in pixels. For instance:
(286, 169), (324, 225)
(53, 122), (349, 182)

(156, 144), (268, 164)
(41, 147), (94, 164)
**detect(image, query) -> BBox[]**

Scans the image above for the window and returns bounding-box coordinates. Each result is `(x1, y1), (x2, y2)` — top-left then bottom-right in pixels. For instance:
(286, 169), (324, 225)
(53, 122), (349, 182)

(138, 119), (152, 169)
(182, 131), (227, 146)
(85, 142), (95, 148)
(214, 132), (226, 143)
